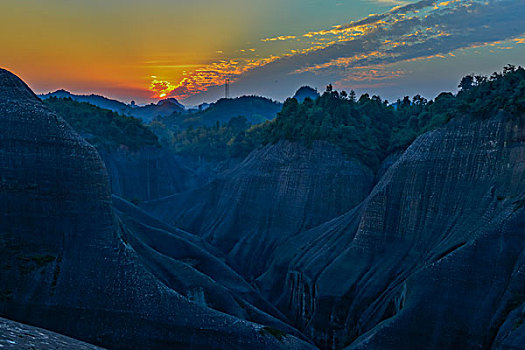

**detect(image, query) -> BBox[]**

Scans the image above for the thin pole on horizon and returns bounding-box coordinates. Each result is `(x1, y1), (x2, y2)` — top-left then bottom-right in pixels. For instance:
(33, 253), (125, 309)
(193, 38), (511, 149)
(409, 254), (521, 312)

(225, 78), (230, 99)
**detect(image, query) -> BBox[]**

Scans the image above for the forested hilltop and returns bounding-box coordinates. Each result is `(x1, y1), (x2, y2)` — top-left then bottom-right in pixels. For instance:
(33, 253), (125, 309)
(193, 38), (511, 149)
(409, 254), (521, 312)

(43, 66), (525, 168)
(44, 97), (159, 151)
(158, 65), (524, 168)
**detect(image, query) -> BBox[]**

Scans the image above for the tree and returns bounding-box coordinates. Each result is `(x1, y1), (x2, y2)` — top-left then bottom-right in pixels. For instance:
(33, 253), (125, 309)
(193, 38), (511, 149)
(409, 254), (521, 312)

(458, 75), (474, 91)
(349, 90), (357, 103)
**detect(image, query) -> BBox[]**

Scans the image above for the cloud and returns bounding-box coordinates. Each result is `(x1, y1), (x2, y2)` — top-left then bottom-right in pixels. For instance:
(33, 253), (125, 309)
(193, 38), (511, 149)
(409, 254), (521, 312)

(161, 56), (282, 100)
(150, 78), (176, 98)
(369, 0), (409, 3)
(240, 0), (524, 81)
(174, 0), (525, 101)
(261, 35), (297, 42)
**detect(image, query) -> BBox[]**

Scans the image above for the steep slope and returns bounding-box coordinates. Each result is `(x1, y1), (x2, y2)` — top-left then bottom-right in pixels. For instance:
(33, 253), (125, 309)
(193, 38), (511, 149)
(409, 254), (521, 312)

(0, 68), (316, 350)
(143, 140), (374, 279)
(0, 317), (104, 350)
(44, 97), (205, 201)
(101, 148), (206, 202)
(258, 112), (525, 349)
(112, 196), (310, 340)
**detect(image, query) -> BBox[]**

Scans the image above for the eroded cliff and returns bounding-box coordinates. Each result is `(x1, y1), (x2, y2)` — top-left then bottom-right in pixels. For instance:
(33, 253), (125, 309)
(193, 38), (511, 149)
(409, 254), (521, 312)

(143, 140), (375, 279)
(101, 147), (206, 202)
(259, 112), (525, 349)
(0, 68), (316, 350)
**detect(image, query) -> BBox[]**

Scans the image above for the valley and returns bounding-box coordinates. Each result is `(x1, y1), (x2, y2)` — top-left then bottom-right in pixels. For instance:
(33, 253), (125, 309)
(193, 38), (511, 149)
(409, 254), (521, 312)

(0, 66), (524, 349)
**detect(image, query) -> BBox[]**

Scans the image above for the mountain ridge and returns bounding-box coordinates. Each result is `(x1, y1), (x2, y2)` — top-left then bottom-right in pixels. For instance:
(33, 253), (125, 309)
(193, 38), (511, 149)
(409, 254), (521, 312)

(40, 89), (185, 122)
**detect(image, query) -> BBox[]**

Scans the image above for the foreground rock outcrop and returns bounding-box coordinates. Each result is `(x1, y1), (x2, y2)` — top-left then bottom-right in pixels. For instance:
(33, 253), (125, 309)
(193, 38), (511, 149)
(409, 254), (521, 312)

(143, 141), (374, 279)
(0, 68), (316, 350)
(0, 317), (104, 350)
(258, 112), (525, 349)
(112, 195), (308, 340)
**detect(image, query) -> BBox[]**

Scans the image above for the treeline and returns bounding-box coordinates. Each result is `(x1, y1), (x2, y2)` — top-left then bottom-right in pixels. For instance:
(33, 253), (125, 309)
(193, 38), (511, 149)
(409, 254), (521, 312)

(154, 65), (524, 169)
(264, 65), (525, 168)
(155, 95), (281, 131)
(152, 116), (267, 161)
(46, 66), (524, 168)
(44, 97), (159, 151)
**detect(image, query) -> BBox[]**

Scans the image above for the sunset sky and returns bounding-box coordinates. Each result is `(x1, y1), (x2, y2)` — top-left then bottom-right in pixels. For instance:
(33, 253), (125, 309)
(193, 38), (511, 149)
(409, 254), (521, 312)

(1, 0), (524, 105)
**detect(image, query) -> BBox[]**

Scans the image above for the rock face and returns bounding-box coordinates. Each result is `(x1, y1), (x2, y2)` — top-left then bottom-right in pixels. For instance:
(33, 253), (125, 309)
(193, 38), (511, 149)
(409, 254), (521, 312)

(0, 317), (104, 350)
(112, 195), (309, 341)
(0, 68), (316, 350)
(100, 147), (206, 202)
(258, 112), (525, 349)
(143, 140), (374, 279)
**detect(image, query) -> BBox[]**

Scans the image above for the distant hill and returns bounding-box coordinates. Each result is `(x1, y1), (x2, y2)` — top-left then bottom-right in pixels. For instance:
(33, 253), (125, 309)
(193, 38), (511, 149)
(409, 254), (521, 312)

(132, 98), (185, 122)
(158, 95), (282, 129)
(292, 86), (319, 102)
(40, 90), (185, 123)
(43, 97), (159, 151)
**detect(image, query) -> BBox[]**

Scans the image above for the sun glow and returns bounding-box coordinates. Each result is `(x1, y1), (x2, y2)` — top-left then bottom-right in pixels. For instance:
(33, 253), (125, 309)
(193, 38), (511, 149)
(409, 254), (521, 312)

(149, 78), (177, 99)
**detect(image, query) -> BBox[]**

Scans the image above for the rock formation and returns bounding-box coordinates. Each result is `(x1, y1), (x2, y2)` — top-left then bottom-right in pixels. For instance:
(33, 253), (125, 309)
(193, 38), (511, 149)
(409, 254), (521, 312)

(0, 317), (104, 350)
(101, 147), (206, 202)
(143, 140), (374, 279)
(0, 68), (316, 350)
(3, 65), (524, 350)
(259, 112), (525, 349)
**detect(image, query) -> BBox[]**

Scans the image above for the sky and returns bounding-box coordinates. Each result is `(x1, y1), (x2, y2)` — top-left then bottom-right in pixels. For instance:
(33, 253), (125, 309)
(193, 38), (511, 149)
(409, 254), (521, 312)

(1, 0), (524, 105)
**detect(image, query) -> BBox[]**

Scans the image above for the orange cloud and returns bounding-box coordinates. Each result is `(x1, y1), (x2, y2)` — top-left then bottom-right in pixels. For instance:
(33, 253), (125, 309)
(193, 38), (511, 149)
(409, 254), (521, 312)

(152, 0), (525, 102)
(150, 77), (176, 98)
(161, 55), (282, 100)
(261, 35), (297, 42)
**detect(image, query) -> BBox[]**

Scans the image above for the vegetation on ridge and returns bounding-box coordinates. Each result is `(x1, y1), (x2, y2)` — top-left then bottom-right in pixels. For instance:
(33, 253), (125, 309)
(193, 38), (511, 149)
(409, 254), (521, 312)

(46, 66), (525, 167)
(151, 115), (267, 161)
(44, 97), (159, 151)
(264, 65), (525, 168)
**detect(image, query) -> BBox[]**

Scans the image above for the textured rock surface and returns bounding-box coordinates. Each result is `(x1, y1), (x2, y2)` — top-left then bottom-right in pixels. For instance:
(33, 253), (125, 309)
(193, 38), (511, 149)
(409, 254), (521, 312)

(143, 140), (374, 279)
(259, 113), (525, 349)
(112, 195), (309, 341)
(0, 68), (316, 350)
(101, 147), (205, 202)
(0, 317), (104, 349)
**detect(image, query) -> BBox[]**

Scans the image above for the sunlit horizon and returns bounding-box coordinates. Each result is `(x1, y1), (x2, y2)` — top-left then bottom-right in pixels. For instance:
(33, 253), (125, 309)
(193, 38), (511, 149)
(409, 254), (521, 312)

(2, 0), (524, 105)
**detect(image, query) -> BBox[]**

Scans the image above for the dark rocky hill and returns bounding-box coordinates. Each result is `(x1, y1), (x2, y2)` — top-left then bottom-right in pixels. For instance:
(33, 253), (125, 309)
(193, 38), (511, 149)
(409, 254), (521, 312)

(143, 88), (525, 348)
(258, 112), (525, 349)
(0, 68), (316, 350)
(43, 97), (207, 202)
(4, 66), (525, 350)
(100, 147), (207, 202)
(0, 317), (104, 349)
(142, 140), (374, 279)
